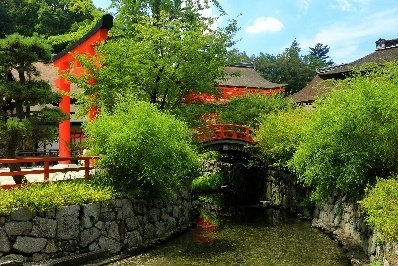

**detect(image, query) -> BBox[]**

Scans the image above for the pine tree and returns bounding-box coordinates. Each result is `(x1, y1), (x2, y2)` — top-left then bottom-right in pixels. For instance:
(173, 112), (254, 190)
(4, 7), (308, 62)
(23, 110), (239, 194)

(0, 34), (66, 183)
(309, 43), (334, 66)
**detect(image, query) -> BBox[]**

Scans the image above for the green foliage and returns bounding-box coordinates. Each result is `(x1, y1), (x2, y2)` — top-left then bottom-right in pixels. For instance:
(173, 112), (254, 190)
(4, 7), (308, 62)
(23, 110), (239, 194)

(252, 39), (325, 95)
(368, 260), (382, 266)
(361, 178), (398, 242)
(199, 151), (222, 161)
(226, 48), (252, 65)
(48, 2), (103, 53)
(170, 102), (219, 128)
(309, 43), (334, 66)
(192, 172), (225, 191)
(291, 62), (398, 200)
(1, 0), (100, 53)
(69, 2), (236, 116)
(218, 93), (293, 129)
(110, 0), (226, 25)
(254, 106), (310, 168)
(0, 180), (114, 215)
(0, 119), (28, 156)
(84, 95), (200, 198)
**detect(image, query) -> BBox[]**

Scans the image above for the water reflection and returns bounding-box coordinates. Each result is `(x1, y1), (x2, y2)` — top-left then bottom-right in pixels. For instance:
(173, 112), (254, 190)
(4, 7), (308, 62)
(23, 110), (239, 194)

(193, 216), (218, 243)
(108, 193), (349, 266)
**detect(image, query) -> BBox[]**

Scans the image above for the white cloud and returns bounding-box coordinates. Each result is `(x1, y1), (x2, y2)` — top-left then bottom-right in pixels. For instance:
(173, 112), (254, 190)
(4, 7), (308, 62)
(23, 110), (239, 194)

(329, 45), (358, 63)
(299, 7), (398, 63)
(297, 0), (311, 11)
(333, 0), (354, 11)
(245, 17), (283, 34)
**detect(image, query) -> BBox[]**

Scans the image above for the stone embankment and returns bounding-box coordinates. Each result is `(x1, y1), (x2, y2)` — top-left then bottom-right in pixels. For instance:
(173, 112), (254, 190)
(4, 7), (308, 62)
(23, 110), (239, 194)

(0, 190), (192, 265)
(262, 169), (384, 265)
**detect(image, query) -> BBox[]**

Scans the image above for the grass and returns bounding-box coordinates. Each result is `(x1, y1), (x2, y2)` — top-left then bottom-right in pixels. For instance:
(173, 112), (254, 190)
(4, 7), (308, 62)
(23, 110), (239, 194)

(0, 179), (115, 215)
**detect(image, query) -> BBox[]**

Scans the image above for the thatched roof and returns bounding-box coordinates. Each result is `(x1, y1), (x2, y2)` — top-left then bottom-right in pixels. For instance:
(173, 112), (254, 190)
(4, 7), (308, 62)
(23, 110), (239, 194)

(35, 62), (58, 90)
(9, 62), (82, 116)
(218, 63), (286, 89)
(291, 75), (337, 104)
(317, 45), (398, 76)
(10, 62), (58, 90)
(292, 36), (398, 104)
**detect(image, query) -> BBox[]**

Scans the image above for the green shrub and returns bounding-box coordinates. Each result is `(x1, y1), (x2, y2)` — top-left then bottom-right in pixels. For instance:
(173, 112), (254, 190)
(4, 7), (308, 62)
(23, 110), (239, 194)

(291, 62), (398, 200)
(254, 106), (310, 168)
(84, 96), (200, 198)
(0, 180), (114, 215)
(218, 93), (292, 129)
(361, 178), (398, 242)
(192, 172), (225, 191)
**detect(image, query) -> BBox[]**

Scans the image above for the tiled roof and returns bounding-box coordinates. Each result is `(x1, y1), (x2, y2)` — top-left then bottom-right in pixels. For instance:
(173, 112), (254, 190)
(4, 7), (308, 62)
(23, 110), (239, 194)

(218, 63), (286, 89)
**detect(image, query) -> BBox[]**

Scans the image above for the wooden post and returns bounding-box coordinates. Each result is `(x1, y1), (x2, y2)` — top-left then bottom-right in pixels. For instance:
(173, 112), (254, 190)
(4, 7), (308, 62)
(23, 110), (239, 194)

(44, 159), (50, 181)
(84, 158), (90, 179)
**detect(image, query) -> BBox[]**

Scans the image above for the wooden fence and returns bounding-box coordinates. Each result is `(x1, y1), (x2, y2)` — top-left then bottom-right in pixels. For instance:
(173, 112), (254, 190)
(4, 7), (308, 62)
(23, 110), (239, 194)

(0, 156), (98, 190)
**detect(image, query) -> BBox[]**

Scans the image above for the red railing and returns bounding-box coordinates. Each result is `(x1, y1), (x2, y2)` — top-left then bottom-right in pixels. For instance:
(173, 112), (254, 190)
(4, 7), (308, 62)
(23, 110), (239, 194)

(197, 124), (253, 143)
(0, 156), (98, 190)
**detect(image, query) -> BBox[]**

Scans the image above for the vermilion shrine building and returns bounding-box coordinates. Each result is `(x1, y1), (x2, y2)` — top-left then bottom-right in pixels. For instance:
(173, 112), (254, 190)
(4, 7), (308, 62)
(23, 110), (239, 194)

(185, 62), (285, 104)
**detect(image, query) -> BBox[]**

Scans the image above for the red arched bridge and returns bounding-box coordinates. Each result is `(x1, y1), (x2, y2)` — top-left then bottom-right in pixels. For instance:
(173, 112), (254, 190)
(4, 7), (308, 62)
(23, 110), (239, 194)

(197, 124), (254, 153)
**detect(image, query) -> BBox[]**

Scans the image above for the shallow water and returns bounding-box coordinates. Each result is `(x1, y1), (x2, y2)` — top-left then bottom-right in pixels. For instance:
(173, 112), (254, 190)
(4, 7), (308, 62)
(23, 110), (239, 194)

(109, 194), (349, 266)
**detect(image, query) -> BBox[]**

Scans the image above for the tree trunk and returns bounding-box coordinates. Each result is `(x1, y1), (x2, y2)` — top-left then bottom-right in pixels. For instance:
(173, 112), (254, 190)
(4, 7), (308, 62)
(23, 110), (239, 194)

(9, 162), (25, 184)
(4, 138), (26, 184)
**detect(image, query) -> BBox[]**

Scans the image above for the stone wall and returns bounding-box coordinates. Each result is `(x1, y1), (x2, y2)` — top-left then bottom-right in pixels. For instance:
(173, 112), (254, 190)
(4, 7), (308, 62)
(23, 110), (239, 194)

(0, 190), (192, 265)
(261, 169), (311, 215)
(261, 169), (375, 265)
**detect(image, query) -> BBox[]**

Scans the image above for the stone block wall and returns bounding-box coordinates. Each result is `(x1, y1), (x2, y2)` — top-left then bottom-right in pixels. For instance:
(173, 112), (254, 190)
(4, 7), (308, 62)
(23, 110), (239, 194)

(261, 169), (311, 215)
(0, 190), (192, 264)
(261, 169), (375, 264)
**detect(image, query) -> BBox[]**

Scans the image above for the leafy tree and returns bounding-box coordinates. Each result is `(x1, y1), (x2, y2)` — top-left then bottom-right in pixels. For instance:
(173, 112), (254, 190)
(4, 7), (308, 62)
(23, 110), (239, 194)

(0, 5), (8, 38)
(254, 105), (310, 168)
(252, 52), (277, 80)
(48, 1), (104, 53)
(0, 34), (66, 183)
(309, 43), (334, 66)
(290, 38), (301, 53)
(70, 0), (237, 116)
(291, 62), (398, 200)
(218, 93), (292, 129)
(253, 39), (324, 95)
(1, 0), (100, 53)
(171, 102), (220, 128)
(110, 0), (226, 18)
(226, 48), (252, 65)
(84, 95), (200, 197)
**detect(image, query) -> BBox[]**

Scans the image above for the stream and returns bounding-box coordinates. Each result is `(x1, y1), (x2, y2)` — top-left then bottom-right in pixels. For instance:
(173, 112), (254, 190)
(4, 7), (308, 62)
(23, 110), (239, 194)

(106, 193), (349, 266)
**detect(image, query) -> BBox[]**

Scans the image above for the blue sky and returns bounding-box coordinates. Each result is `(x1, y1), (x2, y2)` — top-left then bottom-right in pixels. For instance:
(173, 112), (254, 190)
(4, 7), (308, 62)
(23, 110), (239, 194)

(93, 0), (398, 64)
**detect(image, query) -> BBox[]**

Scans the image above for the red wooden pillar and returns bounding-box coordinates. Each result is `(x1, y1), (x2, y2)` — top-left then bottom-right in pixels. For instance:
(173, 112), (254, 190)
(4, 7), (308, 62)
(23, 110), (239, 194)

(52, 15), (113, 163)
(54, 61), (71, 163)
(86, 44), (99, 121)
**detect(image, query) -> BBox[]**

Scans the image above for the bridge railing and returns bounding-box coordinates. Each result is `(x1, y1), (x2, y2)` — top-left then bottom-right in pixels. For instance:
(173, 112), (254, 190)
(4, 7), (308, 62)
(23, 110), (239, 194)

(197, 124), (253, 143)
(0, 156), (99, 190)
